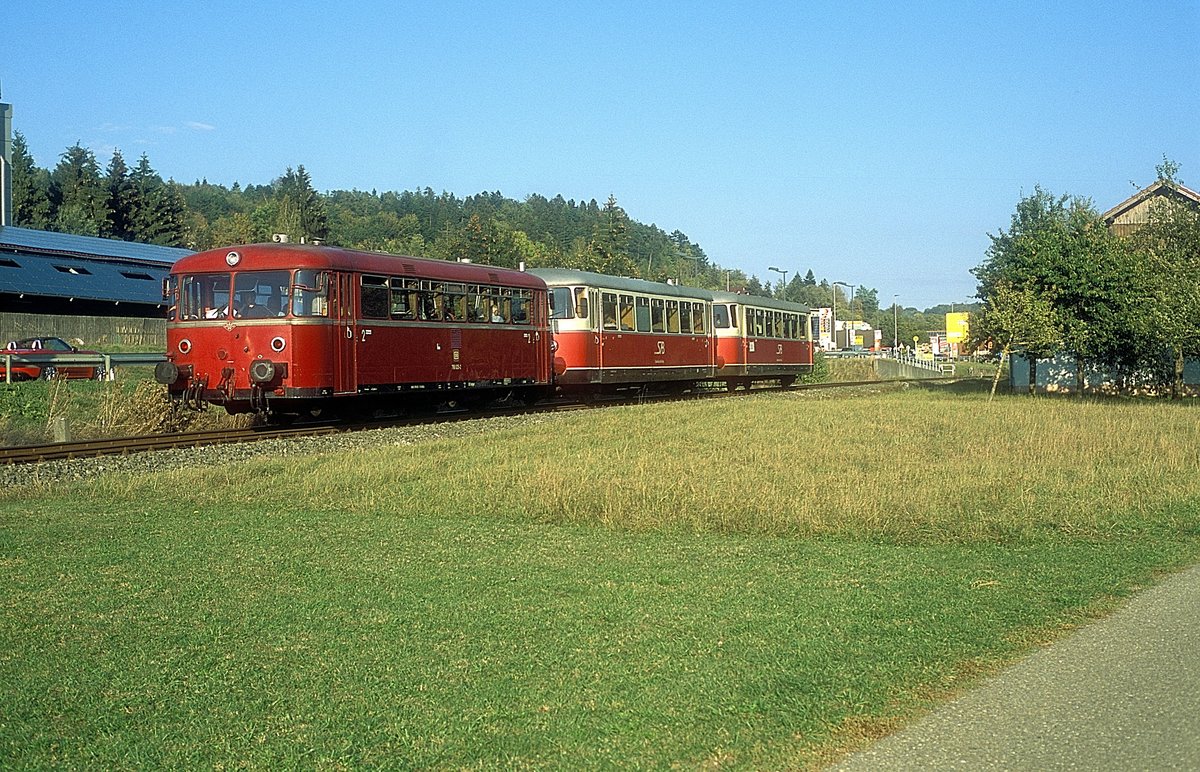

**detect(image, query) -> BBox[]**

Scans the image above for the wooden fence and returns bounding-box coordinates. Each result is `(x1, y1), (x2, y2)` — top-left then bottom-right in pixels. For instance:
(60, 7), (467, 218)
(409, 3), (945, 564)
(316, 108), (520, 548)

(0, 313), (166, 351)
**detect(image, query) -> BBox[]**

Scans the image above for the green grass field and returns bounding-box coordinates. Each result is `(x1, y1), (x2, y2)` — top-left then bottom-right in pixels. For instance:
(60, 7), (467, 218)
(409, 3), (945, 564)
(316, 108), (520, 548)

(2, 385), (1198, 768)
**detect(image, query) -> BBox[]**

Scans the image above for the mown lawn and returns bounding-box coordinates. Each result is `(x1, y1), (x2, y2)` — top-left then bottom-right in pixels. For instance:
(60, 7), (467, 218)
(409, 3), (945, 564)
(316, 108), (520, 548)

(2, 386), (1198, 768)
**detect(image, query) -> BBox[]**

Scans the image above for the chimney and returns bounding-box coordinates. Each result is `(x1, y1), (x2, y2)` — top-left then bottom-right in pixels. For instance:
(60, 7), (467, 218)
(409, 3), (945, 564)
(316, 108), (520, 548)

(0, 97), (12, 227)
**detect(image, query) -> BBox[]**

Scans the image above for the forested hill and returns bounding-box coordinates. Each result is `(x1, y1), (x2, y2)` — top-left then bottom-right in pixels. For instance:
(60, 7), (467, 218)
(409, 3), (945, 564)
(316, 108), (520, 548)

(10, 134), (762, 289)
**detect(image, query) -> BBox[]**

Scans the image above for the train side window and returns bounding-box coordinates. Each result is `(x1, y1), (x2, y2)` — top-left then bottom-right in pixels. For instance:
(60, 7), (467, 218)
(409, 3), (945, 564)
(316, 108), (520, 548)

(773, 312), (783, 338)
(549, 287), (574, 320)
(693, 302), (706, 334)
(512, 290), (531, 324)
(679, 302), (692, 334)
(292, 270), (328, 317)
(491, 291), (511, 323)
(445, 283), (467, 322)
(712, 304), (730, 329)
(729, 304), (739, 329)
(467, 286), (486, 322)
(635, 297), (651, 332)
(573, 287), (589, 319)
(651, 298), (665, 332)
(619, 294), (635, 331)
(164, 276), (179, 320)
(602, 293), (618, 330)
(666, 300), (680, 334)
(390, 278), (416, 319)
(360, 274), (389, 319)
(754, 309), (765, 337)
(417, 281), (441, 321)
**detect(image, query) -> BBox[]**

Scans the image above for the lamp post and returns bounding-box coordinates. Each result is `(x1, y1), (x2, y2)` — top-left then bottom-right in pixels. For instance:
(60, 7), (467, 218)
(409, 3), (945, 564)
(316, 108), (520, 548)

(768, 266), (789, 300)
(833, 281), (853, 350)
(893, 294), (899, 353)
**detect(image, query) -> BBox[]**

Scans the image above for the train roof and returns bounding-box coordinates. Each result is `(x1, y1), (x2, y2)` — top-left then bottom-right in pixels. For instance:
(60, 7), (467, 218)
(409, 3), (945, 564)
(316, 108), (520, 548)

(171, 244), (546, 289)
(527, 267), (714, 301)
(710, 290), (811, 314)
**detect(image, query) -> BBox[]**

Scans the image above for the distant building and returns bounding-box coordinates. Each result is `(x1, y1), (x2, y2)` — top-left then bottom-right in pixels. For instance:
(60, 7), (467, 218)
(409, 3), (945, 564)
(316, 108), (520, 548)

(1102, 179), (1200, 238)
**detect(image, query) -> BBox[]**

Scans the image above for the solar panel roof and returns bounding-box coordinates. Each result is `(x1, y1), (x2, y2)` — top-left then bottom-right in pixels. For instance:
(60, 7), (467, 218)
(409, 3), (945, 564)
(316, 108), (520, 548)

(0, 226), (191, 305)
(0, 225), (191, 265)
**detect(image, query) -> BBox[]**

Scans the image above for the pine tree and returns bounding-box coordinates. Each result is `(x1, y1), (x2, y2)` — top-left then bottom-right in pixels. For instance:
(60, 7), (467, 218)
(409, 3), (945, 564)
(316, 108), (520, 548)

(274, 165), (328, 242)
(50, 143), (110, 236)
(105, 149), (135, 240)
(9, 131), (51, 228)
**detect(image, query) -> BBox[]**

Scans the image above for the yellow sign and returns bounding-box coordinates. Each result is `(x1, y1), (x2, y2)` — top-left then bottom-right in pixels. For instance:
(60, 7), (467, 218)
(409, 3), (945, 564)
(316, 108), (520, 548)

(946, 312), (969, 344)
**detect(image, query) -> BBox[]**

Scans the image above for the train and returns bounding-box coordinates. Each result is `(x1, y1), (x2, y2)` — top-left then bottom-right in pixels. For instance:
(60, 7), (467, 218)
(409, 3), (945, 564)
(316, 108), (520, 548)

(154, 243), (814, 419)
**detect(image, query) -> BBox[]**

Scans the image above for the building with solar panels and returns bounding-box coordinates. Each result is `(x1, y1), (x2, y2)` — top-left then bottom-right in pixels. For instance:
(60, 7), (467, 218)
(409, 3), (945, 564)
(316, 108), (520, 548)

(0, 98), (192, 347)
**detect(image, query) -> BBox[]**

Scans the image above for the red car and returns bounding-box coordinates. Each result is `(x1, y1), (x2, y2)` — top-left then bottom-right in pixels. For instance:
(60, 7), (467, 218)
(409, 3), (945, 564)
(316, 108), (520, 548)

(1, 337), (103, 381)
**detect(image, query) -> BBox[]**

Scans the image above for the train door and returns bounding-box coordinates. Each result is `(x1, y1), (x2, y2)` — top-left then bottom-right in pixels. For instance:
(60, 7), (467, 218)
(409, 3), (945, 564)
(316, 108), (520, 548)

(332, 272), (357, 394)
(532, 289), (551, 382)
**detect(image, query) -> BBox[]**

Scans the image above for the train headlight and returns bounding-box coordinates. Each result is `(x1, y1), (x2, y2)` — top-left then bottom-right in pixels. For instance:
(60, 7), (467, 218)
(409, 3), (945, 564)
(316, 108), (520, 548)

(154, 361), (191, 385)
(154, 361), (179, 384)
(250, 360), (278, 383)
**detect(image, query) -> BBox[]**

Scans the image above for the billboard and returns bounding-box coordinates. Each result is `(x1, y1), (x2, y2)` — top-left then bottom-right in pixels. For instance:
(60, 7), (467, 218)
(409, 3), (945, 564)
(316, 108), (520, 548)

(946, 312), (969, 344)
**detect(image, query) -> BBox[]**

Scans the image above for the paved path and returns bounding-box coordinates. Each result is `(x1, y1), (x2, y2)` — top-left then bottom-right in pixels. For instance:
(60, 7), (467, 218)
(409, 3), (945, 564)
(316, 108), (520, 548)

(833, 563), (1200, 770)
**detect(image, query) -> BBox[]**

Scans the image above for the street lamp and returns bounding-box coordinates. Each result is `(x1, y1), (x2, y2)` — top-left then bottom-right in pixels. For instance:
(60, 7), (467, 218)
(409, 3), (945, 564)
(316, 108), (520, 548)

(768, 266), (789, 300)
(832, 281), (853, 350)
(893, 294), (899, 353)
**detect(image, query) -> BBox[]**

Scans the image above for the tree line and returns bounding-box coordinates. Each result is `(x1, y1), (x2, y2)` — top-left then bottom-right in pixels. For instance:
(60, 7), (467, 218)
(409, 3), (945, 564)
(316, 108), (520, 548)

(9, 132), (922, 317)
(972, 158), (1200, 397)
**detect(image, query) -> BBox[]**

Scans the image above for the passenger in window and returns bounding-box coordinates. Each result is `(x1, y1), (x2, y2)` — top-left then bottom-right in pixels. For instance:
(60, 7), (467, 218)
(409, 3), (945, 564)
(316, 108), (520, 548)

(491, 303), (505, 323)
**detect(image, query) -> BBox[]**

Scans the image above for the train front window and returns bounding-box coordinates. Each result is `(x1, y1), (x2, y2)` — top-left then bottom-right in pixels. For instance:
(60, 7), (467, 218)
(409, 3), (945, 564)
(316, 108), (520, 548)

(293, 270), (329, 317)
(179, 274), (231, 320)
(550, 287), (574, 319)
(231, 270), (291, 319)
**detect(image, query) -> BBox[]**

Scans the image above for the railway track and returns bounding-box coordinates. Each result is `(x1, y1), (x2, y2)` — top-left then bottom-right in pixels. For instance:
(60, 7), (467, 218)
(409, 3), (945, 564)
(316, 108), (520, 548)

(0, 377), (965, 466)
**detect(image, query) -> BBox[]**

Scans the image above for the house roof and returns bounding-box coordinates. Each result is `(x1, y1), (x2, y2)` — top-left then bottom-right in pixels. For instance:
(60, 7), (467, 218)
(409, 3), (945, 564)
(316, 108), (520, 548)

(1101, 179), (1200, 224)
(0, 226), (192, 305)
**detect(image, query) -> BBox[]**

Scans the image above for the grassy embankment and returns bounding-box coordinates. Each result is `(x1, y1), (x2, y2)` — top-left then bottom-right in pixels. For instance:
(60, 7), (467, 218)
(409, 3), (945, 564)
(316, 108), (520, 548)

(2, 383), (1198, 768)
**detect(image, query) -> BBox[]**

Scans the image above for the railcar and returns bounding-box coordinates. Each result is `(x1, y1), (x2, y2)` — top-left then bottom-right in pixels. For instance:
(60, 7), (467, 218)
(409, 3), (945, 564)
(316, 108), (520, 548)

(710, 291), (814, 390)
(155, 244), (552, 417)
(530, 268), (715, 393)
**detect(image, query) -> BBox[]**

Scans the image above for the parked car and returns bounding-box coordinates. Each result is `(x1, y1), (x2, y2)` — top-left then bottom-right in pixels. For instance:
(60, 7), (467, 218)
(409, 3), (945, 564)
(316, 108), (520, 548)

(1, 337), (103, 381)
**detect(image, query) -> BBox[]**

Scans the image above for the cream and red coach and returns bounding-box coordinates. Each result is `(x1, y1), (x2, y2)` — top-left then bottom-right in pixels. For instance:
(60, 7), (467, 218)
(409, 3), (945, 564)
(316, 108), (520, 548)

(710, 290), (814, 389)
(156, 244), (552, 417)
(530, 268), (716, 393)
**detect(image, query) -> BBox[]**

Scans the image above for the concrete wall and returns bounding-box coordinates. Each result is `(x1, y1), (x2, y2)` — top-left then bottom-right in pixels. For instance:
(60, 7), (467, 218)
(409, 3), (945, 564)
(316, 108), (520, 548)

(874, 357), (946, 379)
(0, 312), (165, 350)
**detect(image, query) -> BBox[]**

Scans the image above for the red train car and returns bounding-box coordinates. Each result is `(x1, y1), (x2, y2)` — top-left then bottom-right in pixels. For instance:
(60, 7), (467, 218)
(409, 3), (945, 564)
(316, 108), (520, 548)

(530, 268), (714, 393)
(710, 290), (814, 389)
(155, 244), (551, 417)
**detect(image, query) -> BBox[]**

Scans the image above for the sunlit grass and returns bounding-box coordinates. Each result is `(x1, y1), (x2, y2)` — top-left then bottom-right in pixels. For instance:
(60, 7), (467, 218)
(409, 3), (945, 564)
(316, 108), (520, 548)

(3, 385), (1199, 768)
(79, 386), (1200, 543)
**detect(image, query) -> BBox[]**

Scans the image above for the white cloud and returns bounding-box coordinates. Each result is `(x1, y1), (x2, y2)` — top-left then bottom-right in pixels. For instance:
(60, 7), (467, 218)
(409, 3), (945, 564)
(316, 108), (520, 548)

(185, 121), (216, 131)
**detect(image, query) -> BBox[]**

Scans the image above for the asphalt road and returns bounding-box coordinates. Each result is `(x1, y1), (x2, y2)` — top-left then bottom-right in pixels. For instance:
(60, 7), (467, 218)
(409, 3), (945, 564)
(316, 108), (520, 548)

(832, 563), (1200, 770)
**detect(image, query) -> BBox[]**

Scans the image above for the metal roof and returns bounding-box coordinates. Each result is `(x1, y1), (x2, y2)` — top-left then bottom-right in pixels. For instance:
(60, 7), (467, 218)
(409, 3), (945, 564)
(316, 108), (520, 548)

(710, 290), (811, 313)
(0, 225), (191, 266)
(527, 267), (715, 301)
(0, 226), (191, 305)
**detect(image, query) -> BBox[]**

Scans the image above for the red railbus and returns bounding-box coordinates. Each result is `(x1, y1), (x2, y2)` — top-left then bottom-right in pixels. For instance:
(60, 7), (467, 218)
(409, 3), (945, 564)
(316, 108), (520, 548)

(156, 244), (551, 417)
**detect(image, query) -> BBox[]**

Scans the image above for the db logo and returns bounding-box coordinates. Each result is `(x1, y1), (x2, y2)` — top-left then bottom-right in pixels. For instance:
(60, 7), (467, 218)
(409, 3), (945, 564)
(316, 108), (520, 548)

(655, 341), (666, 355)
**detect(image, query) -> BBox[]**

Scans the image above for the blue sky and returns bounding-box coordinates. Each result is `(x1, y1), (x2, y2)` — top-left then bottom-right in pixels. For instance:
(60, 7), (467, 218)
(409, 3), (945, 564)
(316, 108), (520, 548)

(5, 0), (1197, 308)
